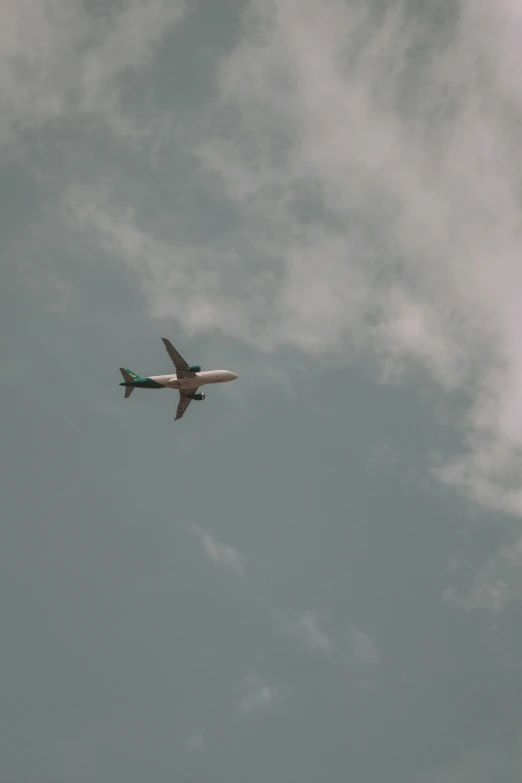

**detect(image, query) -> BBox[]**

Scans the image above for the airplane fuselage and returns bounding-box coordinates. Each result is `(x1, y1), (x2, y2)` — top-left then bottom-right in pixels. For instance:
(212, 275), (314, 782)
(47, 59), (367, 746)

(121, 370), (237, 390)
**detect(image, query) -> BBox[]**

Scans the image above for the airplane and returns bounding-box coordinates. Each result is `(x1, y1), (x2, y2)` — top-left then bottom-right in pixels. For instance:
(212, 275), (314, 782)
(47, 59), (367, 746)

(119, 337), (238, 420)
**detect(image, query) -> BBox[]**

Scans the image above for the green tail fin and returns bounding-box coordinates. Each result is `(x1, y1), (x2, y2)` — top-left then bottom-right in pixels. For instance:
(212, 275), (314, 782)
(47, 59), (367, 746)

(120, 368), (141, 383)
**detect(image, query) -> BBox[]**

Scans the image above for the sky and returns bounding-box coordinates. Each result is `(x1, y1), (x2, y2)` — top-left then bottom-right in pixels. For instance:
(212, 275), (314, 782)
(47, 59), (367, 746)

(2, 0), (522, 781)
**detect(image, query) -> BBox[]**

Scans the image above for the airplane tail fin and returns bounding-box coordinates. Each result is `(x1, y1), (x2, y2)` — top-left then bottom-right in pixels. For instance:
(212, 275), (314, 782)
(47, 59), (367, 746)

(120, 368), (139, 383)
(120, 367), (139, 399)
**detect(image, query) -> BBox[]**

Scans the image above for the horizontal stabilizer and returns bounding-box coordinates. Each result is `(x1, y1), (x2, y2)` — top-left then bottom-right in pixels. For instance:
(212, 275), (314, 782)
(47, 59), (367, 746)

(124, 385), (134, 399)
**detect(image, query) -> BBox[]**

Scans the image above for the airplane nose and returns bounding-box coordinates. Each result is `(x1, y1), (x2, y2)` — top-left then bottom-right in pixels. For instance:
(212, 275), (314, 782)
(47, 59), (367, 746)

(231, 372), (238, 380)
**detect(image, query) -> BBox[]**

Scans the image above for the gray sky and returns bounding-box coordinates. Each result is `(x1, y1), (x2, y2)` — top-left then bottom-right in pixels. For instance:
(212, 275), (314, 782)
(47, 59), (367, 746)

(2, 1), (522, 781)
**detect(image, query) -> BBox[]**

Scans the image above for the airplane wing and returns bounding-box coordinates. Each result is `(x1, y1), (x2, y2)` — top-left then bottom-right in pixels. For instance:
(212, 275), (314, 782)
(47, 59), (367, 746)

(162, 337), (197, 380)
(162, 338), (190, 370)
(175, 389), (196, 421)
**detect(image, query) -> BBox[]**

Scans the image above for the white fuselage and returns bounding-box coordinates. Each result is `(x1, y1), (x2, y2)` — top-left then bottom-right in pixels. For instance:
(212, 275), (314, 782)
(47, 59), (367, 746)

(150, 370), (238, 390)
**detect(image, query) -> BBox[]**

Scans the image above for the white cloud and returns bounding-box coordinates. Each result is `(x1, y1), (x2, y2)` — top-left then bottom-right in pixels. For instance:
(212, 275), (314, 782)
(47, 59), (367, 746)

(349, 627), (381, 667)
(0, 0), (187, 150)
(199, 0), (522, 516)
(444, 536), (522, 612)
(279, 614), (381, 673)
(279, 611), (333, 654)
(8, 1), (522, 517)
(63, 184), (264, 342)
(58, 0), (522, 516)
(190, 524), (247, 577)
(239, 677), (276, 713)
(367, 445), (400, 469)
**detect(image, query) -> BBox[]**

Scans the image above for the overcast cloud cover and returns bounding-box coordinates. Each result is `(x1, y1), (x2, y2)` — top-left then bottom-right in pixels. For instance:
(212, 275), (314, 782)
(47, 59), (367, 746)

(3, 1), (522, 781)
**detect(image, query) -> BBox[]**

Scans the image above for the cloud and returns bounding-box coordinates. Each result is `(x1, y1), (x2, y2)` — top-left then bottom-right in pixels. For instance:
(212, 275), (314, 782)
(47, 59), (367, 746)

(190, 524), (247, 576)
(279, 614), (381, 676)
(279, 611), (333, 654)
(349, 627), (381, 667)
(0, 0), (187, 151)
(57, 0), (522, 517)
(197, 0), (522, 517)
(367, 444), (401, 469)
(7, 1), (522, 518)
(239, 677), (276, 713)
(63, 185), (262, 340)
(443, 535), (522, 612)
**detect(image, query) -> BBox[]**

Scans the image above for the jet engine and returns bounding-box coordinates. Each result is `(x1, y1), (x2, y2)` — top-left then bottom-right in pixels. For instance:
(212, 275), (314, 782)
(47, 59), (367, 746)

(191, 392), (205, 401)
(188, 365), (201, 372)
